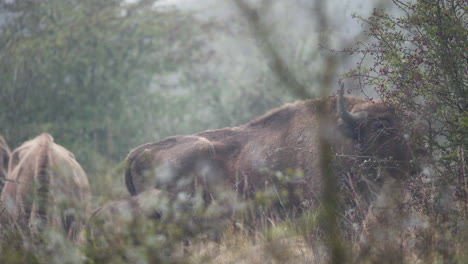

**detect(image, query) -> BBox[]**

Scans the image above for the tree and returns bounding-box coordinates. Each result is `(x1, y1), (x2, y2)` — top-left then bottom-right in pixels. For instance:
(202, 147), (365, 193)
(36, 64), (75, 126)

(0, 0), (204, 171)
(343, 0), (466, 261)
(347, 0), (466, 201)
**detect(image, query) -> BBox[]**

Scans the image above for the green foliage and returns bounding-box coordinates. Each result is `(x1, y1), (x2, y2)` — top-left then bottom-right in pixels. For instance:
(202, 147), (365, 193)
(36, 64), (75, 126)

(0, 0), (205, 173)
(346, 0), (467, 198)
(348, 0), (466, 156)
(0, 0), (297, 184)
(343, 1), (467, 262)
(1, 0), (467, 263)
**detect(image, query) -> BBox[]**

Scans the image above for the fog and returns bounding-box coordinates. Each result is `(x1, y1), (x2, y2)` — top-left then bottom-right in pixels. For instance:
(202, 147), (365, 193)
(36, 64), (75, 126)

(1, 1), (465, 263)
(151, 0), (397, 98)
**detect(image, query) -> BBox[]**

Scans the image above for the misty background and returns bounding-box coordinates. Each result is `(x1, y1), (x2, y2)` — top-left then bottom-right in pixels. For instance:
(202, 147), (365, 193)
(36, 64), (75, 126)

(0, 0), (396, 188)
(1, 1), (466, 263)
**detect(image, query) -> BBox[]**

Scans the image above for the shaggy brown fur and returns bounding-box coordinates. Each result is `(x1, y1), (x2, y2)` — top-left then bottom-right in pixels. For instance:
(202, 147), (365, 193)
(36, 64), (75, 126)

(0, 133), (91, 241)
(125, 96), (411, 208)
(0, 136), (11, 192)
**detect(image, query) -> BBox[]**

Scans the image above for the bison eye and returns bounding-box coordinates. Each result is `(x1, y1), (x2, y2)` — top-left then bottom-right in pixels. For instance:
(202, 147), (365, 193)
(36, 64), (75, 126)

(372, 119), (390, 130)
(372, 121), (384, 130)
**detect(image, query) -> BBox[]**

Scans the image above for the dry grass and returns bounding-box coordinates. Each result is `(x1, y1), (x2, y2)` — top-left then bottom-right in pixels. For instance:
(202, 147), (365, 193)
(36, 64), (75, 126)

(188, 224), (315, 264)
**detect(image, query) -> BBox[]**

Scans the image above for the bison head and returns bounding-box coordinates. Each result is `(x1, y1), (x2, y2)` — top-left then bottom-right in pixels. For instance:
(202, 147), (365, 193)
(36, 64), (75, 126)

(336, 85), (410, 180)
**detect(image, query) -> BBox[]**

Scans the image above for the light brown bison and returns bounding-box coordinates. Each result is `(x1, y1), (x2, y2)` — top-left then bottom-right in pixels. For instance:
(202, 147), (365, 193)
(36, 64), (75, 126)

(125, 89), (411, 208)
(0, 136), (11, 192)
(89, 188), (235, 246)
(86, 189), (164, 249)
(90, 189), (165, 223)
(0, 133), (91, 241)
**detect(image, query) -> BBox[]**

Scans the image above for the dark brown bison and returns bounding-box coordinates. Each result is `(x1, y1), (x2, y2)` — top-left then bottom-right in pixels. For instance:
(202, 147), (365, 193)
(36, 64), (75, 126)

(0, 136), (11, 192)
(0, 133), (91, 241)
(125, 89), (411, 208)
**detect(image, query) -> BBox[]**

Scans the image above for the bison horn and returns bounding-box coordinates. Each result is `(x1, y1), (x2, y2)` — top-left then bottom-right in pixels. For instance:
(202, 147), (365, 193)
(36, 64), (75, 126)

(337, 83), (360, 126)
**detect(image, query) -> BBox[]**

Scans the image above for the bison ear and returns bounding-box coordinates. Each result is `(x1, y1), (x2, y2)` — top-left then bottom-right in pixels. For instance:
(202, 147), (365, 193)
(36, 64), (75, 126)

(337, 111), (368, 139)
(338, 121), (358, 139)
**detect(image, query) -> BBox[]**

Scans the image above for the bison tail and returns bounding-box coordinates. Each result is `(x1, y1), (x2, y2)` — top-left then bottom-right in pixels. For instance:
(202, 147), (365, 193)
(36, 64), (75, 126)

(125, 145), (152, 196)
(125, 142), (160, 196)
(63, 211), (78, 240)
(0, 136), (10, 191)
(125, 156), (138, 196)
(30, 133), (53, 234)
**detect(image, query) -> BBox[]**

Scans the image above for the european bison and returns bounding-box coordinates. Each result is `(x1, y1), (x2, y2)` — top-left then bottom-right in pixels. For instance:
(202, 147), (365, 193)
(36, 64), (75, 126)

(125, 89), (411, 208)
(0, 133), (91, 241)
(0, 136), (11, 192)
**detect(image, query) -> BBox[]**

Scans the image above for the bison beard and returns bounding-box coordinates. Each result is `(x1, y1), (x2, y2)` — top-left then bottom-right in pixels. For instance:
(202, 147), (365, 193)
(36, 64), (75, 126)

(125, 93), (411, 212)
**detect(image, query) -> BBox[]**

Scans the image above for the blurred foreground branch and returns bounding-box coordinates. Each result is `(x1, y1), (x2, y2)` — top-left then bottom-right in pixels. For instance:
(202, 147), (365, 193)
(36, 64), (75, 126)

(233, 0), (346, 262)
